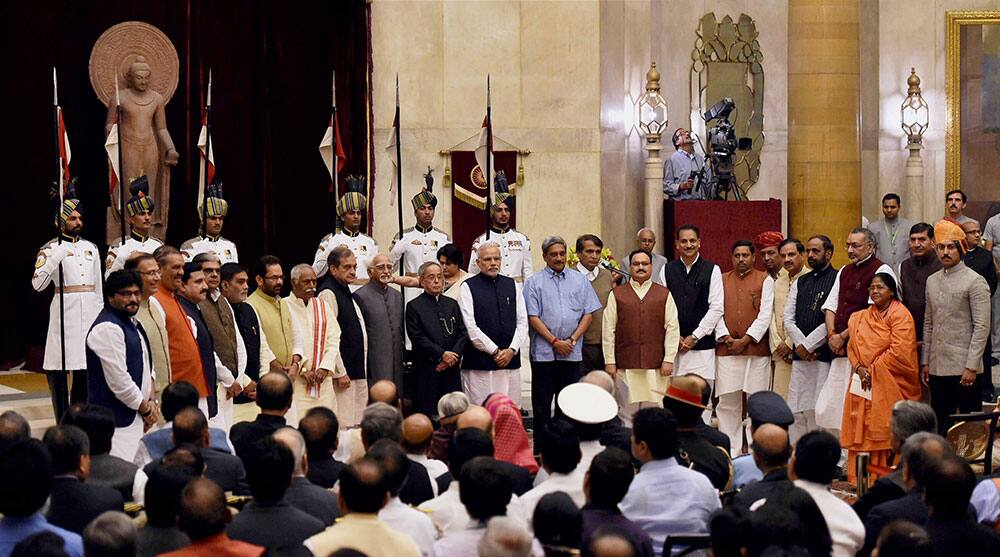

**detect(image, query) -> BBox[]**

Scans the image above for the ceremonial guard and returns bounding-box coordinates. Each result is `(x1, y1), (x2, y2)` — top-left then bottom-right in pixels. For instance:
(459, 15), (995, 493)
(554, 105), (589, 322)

(312, 175), (378, 290)
(468, 172), (532, 285)
(33, 183), (103, 419)
(390, 169), (451, 308)
(104, 176), (163, 277)
(181, 183), (239, 264)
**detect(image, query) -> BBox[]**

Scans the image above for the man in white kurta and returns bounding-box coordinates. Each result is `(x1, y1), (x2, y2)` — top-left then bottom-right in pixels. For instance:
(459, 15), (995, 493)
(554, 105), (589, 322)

(602, 249), (679, 416)
(33, 199), (104, 420)
(286, 264), (342, 422)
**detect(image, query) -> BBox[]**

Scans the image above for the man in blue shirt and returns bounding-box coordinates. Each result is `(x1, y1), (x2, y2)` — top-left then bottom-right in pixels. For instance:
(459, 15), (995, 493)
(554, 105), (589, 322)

(524, 236), (602, 437)
(663, 128), (714, 200)
(620, 408), (720, 556)
(0, 438), (84, 557)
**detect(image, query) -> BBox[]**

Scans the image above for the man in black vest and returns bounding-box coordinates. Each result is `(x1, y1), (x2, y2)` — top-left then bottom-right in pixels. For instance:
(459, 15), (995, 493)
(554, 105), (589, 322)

(318, 245), (368, 428)
(458, 242), (529, 405)
(782, 235), (838, 443)
(660, 224), (724, 416)
(86, 270), (159, 461)
(221, 262), (278, 423)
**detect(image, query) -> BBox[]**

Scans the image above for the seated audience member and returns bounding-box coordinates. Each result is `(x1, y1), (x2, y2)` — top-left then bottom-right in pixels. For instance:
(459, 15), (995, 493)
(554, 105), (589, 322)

(10, 531), (73, 557)
(227, 436), (324, 551)
(433, 457), (515, 556)
(428, 391), (470, 462)
(579, 371), (632, 455)
(853, 400), (937, 521)
(790, 430), (864, 557)
(730, 390), (794, 489)
(660, 376), (731, 490)
(368, 439), (438, 556)
(619, 408), (720, 553)
(0, 439), (84, 557)
(483, 394), (540, 475)
(228, 371), (293, 462)
(456, 405), (535, 495)
(82, 511), (136, 557)
(422, 428), (498, 534)
(971, 474), (1000, 529)
(42, 425), (124, 535)
(922, 454), (1000, 553)
(134, 381), (232, 468)
(731, 424), (792, 509)
(478, 517), (534, 557)
(137, 465), (195, 557)
(534, 492), (583, 557)
(860, 432), (953, 556)
(160, 478), (264, 557)
(681, 373), (731, 451)
(582, 528), (641, 557)
(361, 401), (435, 506)
(170, 407), (248, 494)
(0, 410), (31, 448)
(274, 426), (340, 526)
(533, 382), (618, 487)
(299, 406), (345, 489)
(61, 403), (141, 501)
(403, 413), (451, 496)
(304, 458), (422, 557)
(710, 497), (813, 557)
(872, 520), (932, 557)
(581, 448), (654, 557)
(510, 420), (584, 521)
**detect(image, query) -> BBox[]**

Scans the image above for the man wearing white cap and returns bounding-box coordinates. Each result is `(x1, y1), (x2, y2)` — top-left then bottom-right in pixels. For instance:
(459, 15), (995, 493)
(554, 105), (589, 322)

(534, 382), (619, 485)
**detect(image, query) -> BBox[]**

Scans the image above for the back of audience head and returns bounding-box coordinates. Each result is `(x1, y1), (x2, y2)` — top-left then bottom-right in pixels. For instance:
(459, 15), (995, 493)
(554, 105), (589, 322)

(457, 404), (494, 435)
(161, 444), (206, 476)
(82, 511), (136, 557)
(160, 381), (200, 423)
(533, 491), (582, 553)
(401, 413), (434, 454)
(177, 477), (230, 541)
(0, 438), (54, 517)
(539, 419), (581, 474)
(367, 438), (410, 497)
(710, 502), (812, 557)
(922, 453), (977, 519)
(145, 463), (198, 527)
(299, 406), (339, 461)
(172, 407), (209, 447)
(42, 424), (90, 477)
(582, 527), (639, 557)
(448, 427), (495, 477)
(368, 379), (400, 408)
(245, 436), (295, 503)
(790, 430), (840, 485)
(60, 403), (115, 456)
(872, 520), (932, 557)
(581, 370), (615, 395)
(438, 391), (470, 424)
(751, 423), (791, 473)
(630, 407), (677, 462)
(338, 458), (389, 515)
(478, 516), (534, 557)
(256, 371), (293, 413)
(10, 531), (69, 557)
(890, 400), (937, 453)
(273, 426), (308, 476)
(900, 432), (952, 489)
(460, 456), (513, 523)
(0, 410), (31, 449)
(585, 447), (633, 509)
(360, 401), (402, 448)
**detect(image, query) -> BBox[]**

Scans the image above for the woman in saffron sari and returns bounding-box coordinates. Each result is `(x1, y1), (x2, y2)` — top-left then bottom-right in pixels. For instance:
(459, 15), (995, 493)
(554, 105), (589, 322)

(842, 272), (921, 482)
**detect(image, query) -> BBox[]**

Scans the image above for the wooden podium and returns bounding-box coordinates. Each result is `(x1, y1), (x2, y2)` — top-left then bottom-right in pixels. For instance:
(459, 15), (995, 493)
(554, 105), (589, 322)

(663, 199), (783, 272)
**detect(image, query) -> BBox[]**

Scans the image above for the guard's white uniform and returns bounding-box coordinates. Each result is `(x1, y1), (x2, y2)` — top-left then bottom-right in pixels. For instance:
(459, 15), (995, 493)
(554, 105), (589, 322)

(105, 233), (163, 277)
(391, 225), (451, 302)
(312, 230), (378, 291)
(468, 228), (532, 284)
(181, 235), (239, 264)
(33, 237), (104, 370)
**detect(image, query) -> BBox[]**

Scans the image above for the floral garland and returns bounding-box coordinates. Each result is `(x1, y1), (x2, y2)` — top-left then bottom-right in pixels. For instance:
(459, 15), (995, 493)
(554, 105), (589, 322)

(566, 246), (622, 271)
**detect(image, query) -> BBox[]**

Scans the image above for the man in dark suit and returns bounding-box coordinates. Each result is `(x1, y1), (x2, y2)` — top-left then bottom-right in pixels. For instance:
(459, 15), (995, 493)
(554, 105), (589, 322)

(156, 407), (249, 495)
(274, 426), (340, 526)
(229, 371), (293, 463)
(137, 464), (194, 557)
(226, 436), (324, 551)
(61, 403), (139, 501)
(732, 424), (793, 509)
(298, 407), (345, 489)
(923, 453), (1000, 555)
(42, 425), (124, 534)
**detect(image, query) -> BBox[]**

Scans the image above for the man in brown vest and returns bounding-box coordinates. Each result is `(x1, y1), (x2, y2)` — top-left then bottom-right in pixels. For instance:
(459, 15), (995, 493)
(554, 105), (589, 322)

(602, 249), (680, 417)
(715, 240), (775, 455)
(193, 253), (244, 432)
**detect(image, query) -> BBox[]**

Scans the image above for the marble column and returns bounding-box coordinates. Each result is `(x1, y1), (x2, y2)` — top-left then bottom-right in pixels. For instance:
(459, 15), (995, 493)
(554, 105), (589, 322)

(787, 0), (861, 267)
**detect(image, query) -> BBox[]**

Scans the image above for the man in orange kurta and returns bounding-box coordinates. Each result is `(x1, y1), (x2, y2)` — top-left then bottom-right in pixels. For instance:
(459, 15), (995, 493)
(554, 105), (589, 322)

(842, 298), (921, 482)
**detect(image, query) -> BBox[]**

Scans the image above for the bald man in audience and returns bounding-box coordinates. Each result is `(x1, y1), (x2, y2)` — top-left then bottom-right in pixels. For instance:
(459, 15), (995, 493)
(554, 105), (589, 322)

(161, 478), (263, 557)
(732, 424), (793, 509)
(369, 379), (401, 409)
(402, 413), (449, 496)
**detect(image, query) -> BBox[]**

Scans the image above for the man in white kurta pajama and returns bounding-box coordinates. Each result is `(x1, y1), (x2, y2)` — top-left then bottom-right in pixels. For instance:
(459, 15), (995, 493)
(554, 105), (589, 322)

(286, 264), (342, 423)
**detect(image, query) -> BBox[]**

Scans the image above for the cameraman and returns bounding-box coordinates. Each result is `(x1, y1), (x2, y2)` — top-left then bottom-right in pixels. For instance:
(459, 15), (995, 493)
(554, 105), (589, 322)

(663, 128), (713, 200)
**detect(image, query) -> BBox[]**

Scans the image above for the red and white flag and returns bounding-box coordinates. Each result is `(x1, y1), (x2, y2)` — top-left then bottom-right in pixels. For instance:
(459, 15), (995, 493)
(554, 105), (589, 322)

(105, 84), (121, 209)
(385, 106), (399, 206)
(319, 113), (347, 191)
(56, 106), (71, 200)
(197, 109), (215, 214)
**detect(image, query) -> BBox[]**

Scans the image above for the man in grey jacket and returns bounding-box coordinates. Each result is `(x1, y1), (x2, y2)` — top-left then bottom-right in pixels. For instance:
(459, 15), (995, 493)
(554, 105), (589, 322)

(922, 219), (992, 434)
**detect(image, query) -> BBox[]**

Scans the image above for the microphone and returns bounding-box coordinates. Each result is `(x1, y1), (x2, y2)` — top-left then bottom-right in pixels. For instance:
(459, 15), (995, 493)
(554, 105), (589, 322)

(602, 261), (629, 279)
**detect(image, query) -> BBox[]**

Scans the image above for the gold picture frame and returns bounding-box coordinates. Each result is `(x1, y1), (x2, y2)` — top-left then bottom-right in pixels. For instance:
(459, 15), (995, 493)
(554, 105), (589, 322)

(945, 10), (1000, 194)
